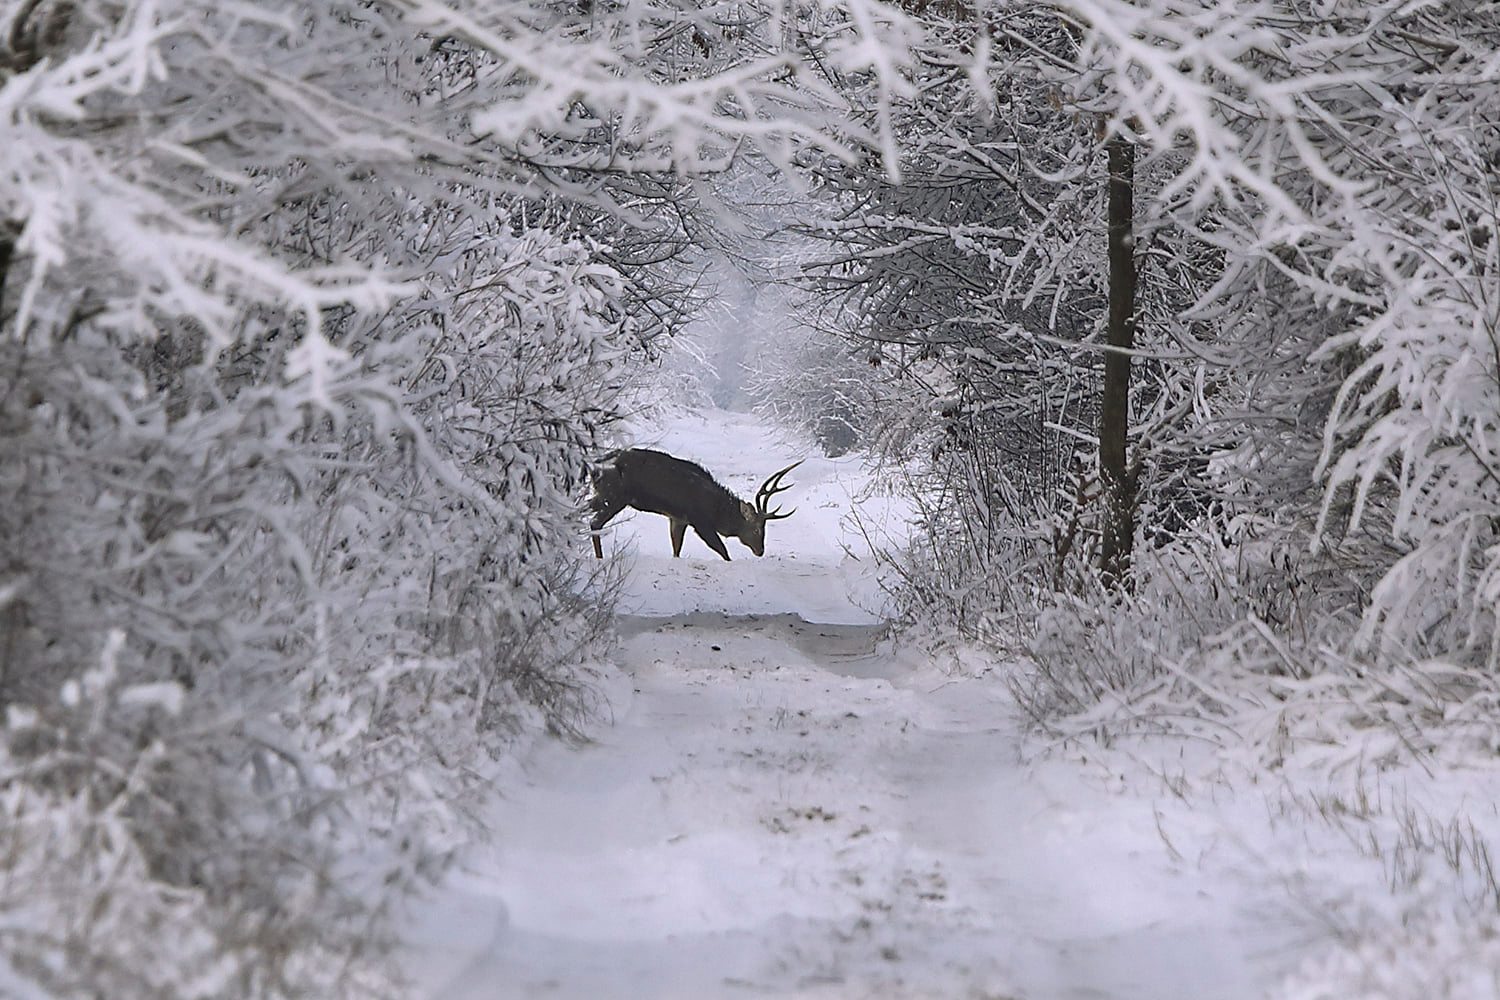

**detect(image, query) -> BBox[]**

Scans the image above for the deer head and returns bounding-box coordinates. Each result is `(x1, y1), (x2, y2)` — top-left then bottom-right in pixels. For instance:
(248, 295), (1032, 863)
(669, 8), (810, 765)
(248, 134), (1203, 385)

(735, 460), (802, 556)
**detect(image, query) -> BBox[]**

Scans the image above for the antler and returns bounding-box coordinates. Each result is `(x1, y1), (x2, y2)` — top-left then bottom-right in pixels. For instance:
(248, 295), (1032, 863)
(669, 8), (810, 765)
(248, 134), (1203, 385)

(754, 460), (802, 520)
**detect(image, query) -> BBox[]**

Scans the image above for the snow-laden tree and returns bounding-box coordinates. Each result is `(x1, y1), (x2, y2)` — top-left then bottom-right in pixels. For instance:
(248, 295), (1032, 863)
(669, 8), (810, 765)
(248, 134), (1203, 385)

(1059, 1), (1500, 665)
(797, 0), (1500, 706)
(793, 0), (1220, 633)
(0, 1), (916, 996)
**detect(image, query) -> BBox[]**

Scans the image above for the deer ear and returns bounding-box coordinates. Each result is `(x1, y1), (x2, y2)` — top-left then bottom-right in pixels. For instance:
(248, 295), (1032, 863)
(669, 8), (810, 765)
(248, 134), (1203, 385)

(741, 501), (758, 520)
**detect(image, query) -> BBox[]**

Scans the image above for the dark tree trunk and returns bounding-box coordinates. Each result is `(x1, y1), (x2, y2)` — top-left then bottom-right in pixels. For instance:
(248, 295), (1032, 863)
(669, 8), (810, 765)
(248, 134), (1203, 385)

(0, 220), (16, 306)
(1099, 133), (1137, 587)
(0, 218), (18, 343)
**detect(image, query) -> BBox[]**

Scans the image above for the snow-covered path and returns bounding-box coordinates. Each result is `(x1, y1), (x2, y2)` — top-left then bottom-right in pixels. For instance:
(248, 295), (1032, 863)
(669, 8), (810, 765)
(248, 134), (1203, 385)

(400, 410), (1296, 999)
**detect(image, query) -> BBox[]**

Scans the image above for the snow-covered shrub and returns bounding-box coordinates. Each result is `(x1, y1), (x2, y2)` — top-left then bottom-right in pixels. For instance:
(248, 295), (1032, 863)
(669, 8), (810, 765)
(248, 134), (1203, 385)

(748, 329), (884, 457)
(0, 631), (394, 999)
(876, 461), (1045, 650)
(620, 325), (719, 415)
(835, 0), (1500, 739)
(1279, 910), (1500, 1000)
(1064, 0), (1500, 666)
(0, 216), (631, 995)
(1012, 527), (1500, 781)
(1013, 532), (1348, 742)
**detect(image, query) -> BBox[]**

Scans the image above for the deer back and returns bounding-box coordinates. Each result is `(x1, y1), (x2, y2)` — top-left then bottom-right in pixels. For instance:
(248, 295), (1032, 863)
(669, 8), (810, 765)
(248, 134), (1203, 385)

(598, 448), (746, 529)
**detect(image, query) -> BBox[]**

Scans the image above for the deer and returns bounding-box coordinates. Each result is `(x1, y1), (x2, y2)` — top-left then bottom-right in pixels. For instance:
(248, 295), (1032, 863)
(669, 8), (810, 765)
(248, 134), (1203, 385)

(588, 448), (801, 560)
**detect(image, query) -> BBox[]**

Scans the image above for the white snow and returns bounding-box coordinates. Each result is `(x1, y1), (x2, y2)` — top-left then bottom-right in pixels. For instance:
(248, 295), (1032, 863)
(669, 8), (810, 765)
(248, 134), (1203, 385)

(398, 408), (1317, 999)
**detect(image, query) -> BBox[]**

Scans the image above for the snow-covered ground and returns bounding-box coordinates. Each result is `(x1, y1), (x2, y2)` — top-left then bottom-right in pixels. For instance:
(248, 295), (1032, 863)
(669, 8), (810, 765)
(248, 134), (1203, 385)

(397, 409), (1377, 999)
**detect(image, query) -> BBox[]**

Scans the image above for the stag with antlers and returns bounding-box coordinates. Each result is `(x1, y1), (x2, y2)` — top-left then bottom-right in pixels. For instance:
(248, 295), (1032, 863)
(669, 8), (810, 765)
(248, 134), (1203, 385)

(588, 449), (801, 560)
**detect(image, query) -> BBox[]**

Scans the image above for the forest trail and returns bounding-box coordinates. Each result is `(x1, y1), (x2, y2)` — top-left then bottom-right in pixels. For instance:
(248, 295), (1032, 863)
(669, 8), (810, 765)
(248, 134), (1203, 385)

(399, 410), (1294, 999)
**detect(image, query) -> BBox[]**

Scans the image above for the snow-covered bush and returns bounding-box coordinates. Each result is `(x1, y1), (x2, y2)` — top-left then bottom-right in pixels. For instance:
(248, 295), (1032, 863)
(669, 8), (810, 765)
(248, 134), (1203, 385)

(1268, 773), (1500, 1000)
(1062, 1), (1500, 664)
(1013, 532), (1347, 744)
(0, 215), (630, 997)
(793, 0), (1228, 647)
(812, 0), (1500, 735)
(747, 328), (886, 457)
(1280, 910), (1500, 1000)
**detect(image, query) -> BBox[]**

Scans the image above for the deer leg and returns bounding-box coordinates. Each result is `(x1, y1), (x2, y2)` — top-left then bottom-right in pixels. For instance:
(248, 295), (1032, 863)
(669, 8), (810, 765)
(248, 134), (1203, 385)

(669, 518), (687, 558)
(589, 499), (627, 558)
(692, 525), (732, 561)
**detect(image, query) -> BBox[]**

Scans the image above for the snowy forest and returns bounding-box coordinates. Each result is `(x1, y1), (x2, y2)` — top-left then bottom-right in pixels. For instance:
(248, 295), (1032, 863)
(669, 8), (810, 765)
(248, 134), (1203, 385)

(3, 0), (1499, 997)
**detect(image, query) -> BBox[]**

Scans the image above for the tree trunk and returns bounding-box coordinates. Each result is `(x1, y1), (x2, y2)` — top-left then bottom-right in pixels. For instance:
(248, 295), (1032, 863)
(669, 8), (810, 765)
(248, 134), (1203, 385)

(0, 221), (16, 311)
(1099, 133), (1137, 587)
